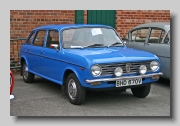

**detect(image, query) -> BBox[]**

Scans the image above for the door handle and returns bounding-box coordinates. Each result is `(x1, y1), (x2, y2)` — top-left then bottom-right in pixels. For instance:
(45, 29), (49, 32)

(144, 43), (149, 46)
(27, 48), (30, 51)
(41, 51), (45, 54)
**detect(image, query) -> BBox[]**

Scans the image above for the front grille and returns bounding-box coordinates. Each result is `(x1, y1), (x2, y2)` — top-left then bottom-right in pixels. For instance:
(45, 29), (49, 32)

(100, 61), (152, 76)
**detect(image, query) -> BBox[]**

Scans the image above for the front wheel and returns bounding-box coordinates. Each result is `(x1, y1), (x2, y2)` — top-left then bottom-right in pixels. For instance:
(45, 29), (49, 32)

(66, 73), (86, 105)
(22, 61), (35, 83)
(131, 84), (151, 98)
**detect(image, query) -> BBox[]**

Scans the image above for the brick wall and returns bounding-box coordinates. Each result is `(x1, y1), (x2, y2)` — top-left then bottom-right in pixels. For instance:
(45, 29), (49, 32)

(10, 10), (75, 38)
(115, 10), (170, 38)
(10, 10), (170, 39)
(10, 10), (170, 63)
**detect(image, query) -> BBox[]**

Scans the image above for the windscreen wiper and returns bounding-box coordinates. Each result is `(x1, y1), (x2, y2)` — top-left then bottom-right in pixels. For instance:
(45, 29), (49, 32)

(108, 42), (123, 48)
(82, 44), (104, 48)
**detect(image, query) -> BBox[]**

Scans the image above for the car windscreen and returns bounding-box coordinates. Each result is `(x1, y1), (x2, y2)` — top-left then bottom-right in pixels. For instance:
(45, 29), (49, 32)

(62, 27), (123, 49)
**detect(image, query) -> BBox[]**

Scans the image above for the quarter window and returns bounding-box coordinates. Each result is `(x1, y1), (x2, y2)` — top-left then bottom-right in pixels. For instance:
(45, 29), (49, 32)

(27, 32), (35, 44)
(33, 30), (46, 47)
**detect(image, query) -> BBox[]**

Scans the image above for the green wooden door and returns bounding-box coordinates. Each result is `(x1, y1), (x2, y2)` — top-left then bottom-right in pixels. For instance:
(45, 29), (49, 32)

(75, 10), (84, 24)
(87, 10), (116, 28)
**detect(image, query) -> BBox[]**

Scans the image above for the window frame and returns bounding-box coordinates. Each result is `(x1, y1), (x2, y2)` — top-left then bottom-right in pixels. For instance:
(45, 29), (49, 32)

(26, 31), (36, 45)
(129, 27), (150, 43)
(32, 30), (47, 47)
(147, 28), (166, 44)
(162, 30), (170, 44)
(46, 29), (60, 50)
(61, 27), (123, 49)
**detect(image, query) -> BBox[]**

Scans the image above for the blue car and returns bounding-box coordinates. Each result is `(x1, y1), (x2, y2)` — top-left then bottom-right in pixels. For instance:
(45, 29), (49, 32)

(20, 24), (163, 105)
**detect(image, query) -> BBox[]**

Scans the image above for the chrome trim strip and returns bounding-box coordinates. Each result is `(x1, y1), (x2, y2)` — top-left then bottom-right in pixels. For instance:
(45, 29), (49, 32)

(85, 72), (163, 83)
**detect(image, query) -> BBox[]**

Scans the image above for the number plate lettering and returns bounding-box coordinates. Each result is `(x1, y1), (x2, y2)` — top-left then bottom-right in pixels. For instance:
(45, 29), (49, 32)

(116, 78), (142, 87)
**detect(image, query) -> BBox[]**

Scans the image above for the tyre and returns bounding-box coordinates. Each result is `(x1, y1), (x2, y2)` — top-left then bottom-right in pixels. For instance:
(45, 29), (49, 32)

(22, 61), (35, 83)
(131, 84), (151, 98)
(66, 73), (86, 105)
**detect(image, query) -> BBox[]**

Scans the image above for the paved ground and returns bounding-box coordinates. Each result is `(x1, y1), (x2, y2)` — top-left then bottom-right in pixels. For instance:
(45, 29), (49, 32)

(10, 74), (170, 116)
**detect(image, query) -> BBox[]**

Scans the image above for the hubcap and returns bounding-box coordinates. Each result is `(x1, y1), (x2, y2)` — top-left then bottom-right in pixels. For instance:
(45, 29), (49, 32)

(23, 64), (28, 79)
(68, 79), (77, 100)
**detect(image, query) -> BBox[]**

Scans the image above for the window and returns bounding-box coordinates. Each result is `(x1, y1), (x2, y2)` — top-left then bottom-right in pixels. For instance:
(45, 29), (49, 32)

(46, 30), (59, 48)
(163, 30), (170, 44)
(149, 29), (165, 43)
(33, 30), (46, 47)
(131, 30), (137, 41)
(62, 28), (122, 48)
(63, 29), (75, 42)
(27, 32), (35, 44)
(130, 28), (149, 42)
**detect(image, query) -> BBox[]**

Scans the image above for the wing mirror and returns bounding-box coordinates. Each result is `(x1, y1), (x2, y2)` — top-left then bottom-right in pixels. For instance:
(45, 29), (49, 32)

(122, 40), (127, 45)
(50, 44), (59, 51)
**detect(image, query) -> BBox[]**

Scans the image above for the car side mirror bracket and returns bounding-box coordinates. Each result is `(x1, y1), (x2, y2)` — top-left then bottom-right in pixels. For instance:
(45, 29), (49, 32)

(50, 44), (60, 51)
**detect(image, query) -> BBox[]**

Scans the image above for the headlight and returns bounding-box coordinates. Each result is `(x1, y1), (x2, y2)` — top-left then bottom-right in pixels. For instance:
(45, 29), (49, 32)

(91, 65), (102, 76)
(150, 61), (159, 72)
(139, 65), (147, 74)
(114, 67), (123, 77)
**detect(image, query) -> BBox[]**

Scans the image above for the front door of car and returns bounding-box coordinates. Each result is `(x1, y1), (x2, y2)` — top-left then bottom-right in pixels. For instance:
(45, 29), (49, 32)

(141, 28), (170, 79)
(41, 30), (62, 81)
(126, 28), (150, 50)
(29, 30), (47, 74)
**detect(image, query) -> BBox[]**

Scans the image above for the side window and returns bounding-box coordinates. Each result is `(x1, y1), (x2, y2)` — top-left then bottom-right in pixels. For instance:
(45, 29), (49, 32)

(135, 28), (149, 42)
(27, 32), (35, 44)
(164, 30), (170, 44)
(46, 30), (59, 48)
(33, 30), (46, 47)
(149, 29), (165, 43)
(160, 30), (166, 43)
(131, 30), (137, 41)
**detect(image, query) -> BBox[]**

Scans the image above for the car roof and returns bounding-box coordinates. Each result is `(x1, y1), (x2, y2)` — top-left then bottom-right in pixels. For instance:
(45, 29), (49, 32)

(131, 22), (170, 32)
(33, 24), (113, 31)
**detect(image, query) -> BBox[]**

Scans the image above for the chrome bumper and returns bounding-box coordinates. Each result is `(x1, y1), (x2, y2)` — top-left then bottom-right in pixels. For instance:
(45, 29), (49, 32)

(85, 72), (163, 83)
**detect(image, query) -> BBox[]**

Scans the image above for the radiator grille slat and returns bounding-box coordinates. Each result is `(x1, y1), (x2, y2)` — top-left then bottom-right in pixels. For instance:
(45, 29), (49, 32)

(100, 61), (152, 76)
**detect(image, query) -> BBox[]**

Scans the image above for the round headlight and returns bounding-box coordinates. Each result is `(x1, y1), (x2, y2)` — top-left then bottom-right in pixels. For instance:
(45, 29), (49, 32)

(139, 65), (147, 74)
(91, 65), (102, 76)
(150, 61), (159, 72)
(114, 67), (123, 77)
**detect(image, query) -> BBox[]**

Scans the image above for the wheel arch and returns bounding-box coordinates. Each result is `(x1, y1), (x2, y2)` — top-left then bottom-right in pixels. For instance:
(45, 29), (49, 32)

(20, 57), (27, 76)
(62, 69), (76, 86)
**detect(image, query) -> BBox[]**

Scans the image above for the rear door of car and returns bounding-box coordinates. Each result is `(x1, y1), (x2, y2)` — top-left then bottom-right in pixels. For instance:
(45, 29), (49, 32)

(21, 31), (36, 71)
(28, 30), (47, 74)
(126, 28), (150, 50)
